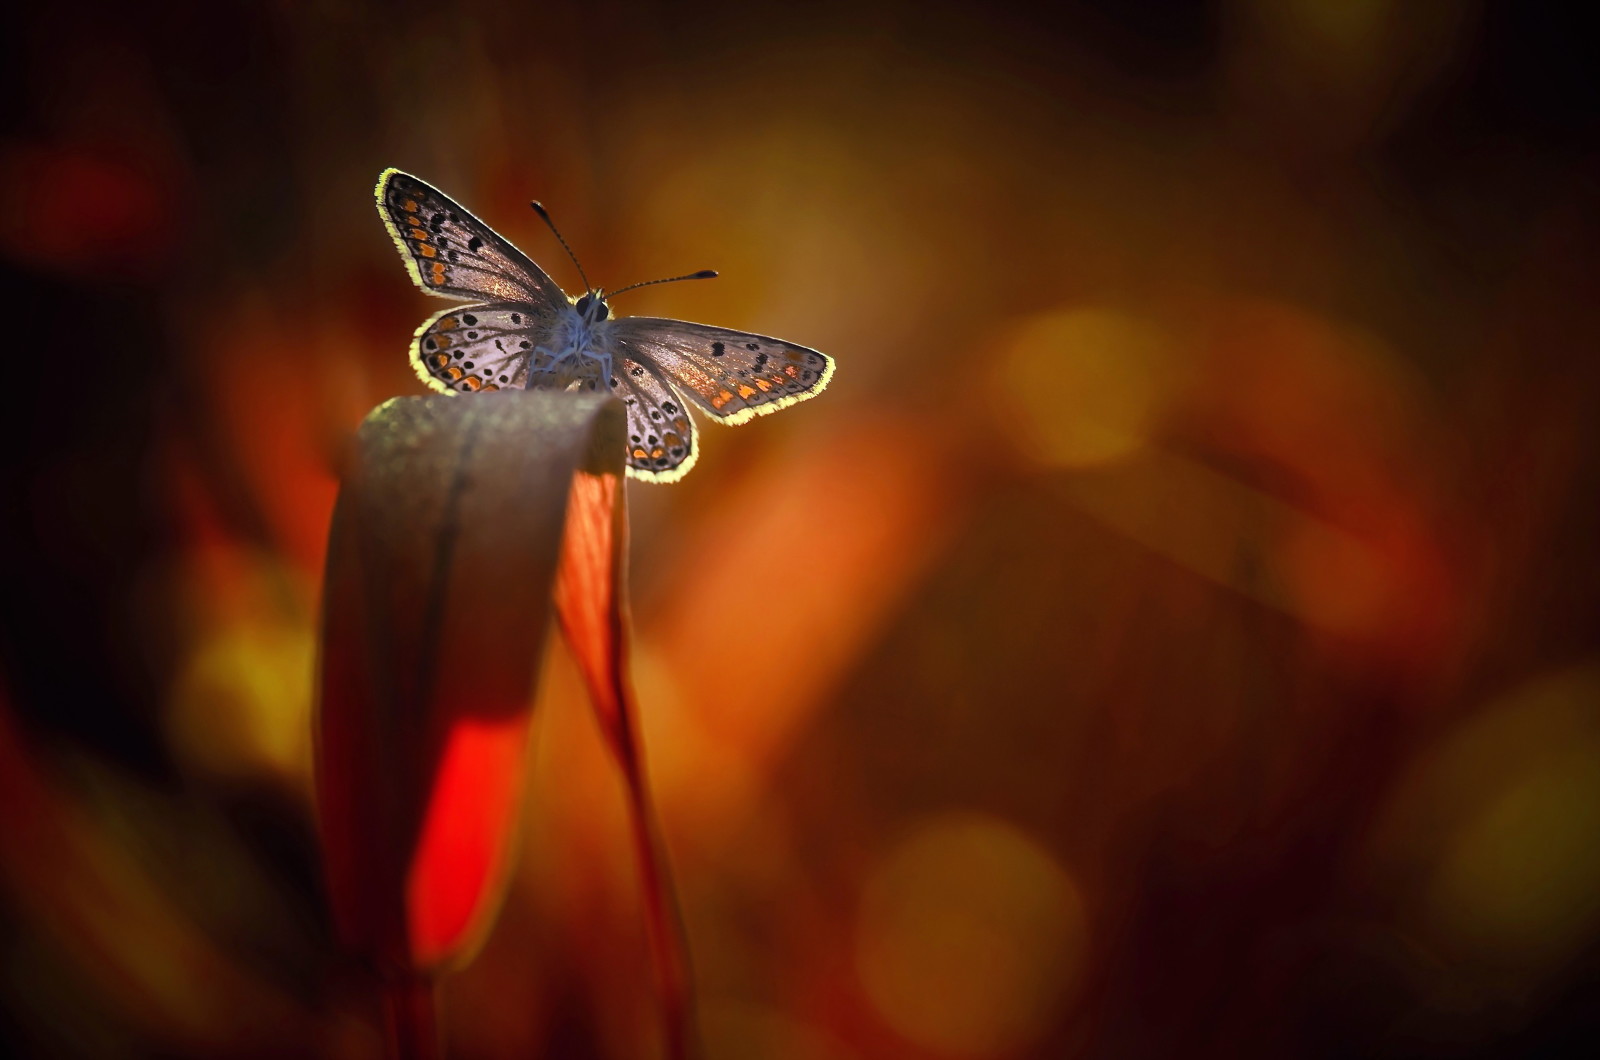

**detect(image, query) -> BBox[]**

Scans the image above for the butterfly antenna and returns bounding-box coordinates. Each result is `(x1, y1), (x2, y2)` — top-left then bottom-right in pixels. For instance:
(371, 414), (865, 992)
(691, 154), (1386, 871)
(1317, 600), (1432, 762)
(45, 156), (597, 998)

(529, 200), (594, 295)
(607, 269), (719, 299)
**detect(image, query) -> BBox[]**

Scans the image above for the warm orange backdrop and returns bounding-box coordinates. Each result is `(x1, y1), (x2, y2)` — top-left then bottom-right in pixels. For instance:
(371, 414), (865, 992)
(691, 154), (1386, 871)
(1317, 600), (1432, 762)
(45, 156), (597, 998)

(4, 2), (1600, 1058)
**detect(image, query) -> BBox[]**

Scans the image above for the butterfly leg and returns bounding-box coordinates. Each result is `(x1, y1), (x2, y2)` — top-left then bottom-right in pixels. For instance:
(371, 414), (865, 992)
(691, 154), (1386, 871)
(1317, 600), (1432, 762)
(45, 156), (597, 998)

(520, 344), (564, 390)
(526, 345), (610, 393)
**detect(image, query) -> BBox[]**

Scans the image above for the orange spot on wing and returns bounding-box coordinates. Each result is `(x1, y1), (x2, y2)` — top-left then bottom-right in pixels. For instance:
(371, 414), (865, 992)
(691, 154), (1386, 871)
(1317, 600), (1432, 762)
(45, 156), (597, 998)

(482, 384), (500, 391)
(673, 417), (689, 431)
(404, 200), (420, 213)
(432, 353), (450, 368)
(651, 447), (665, 459)
(435, 335), (452, 348)
(784, 364), (800, 378)
(461, 376), (482, 391)
(439, 317), (457, 330)
(409, 228), (429, 241)
(712, 390), (734, 410)
(418, 244), (437, 258)
(737, 384), (757, 400)
(755, 378), (773, 392)
(446, 366), (463, 381)
(663, 432), (681, 447)
(631, 447), (649, 460)
(430, 262), (447, 283)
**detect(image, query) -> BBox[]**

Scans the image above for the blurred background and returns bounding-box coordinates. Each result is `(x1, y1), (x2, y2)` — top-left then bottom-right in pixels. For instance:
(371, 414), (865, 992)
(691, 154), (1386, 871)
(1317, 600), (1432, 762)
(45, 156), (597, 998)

(4, 1), (1600, 1056)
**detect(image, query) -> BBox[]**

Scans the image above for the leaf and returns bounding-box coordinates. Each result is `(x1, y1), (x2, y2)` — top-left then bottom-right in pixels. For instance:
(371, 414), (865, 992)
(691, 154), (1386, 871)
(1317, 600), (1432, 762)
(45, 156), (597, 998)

(316, 388), (695, 1059)
(555, 469), (698, 1060)
(315, 390), (624, 977)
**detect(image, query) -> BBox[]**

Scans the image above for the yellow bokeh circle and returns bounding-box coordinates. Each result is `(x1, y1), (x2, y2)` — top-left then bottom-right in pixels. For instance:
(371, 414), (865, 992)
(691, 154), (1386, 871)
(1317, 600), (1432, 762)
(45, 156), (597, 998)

(855, 813), (1087, 1056)
(992, 307), (1183, 468)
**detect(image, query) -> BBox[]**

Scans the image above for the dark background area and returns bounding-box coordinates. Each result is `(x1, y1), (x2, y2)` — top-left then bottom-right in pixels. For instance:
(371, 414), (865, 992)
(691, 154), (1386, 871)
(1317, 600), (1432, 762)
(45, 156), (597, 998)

(4, 1), (1600, 1057)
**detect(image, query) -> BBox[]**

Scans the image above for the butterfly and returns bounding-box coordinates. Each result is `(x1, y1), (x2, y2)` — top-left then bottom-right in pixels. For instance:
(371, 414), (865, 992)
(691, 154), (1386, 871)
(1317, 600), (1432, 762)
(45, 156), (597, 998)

(375, 168), (835, 482)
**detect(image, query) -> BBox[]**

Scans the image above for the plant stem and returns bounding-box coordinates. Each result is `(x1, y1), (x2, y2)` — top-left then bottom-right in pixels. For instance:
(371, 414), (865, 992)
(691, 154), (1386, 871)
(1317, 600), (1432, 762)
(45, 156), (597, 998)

(622, 760), (697, 1060)
(382, 973), (440, 1060)
(554, 469), (698, 1058)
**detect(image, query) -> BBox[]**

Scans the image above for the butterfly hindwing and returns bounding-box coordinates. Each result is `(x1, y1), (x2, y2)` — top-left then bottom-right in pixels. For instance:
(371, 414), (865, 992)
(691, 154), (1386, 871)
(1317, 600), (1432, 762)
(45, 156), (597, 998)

(606, 318), (834, 425)
(412, 302), (560, 393)
(598, 354), (698, 482)
(376, 168), (570, 308)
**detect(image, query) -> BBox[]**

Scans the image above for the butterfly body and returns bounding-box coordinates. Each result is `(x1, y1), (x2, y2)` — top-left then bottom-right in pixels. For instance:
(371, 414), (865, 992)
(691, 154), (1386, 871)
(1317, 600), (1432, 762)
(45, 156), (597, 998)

(375, 168), (834, 483)
(534, 297), (615, 392)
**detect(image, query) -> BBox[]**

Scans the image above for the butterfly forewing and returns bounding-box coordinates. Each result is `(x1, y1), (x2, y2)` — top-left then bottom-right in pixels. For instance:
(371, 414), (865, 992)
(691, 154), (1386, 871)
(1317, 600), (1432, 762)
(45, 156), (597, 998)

(605, 318), (834, 425)
(413, 303), (561, 393)
(376, 169), (570, 308)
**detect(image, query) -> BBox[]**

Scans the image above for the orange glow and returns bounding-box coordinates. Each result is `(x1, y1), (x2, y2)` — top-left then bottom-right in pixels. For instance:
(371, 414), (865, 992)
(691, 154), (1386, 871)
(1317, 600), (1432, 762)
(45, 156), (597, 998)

(5, 4), (1595, 1056)
(855, 814), (1087, 1055)
(993, 306), (1184, 468)
(641, 414), (957, 834)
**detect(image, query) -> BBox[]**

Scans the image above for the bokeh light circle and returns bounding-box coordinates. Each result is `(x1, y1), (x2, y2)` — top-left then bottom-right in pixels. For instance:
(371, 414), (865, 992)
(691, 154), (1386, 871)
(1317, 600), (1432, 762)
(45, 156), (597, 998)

(854, 813), (1087, 1056)
(991, 307), (1183, 469)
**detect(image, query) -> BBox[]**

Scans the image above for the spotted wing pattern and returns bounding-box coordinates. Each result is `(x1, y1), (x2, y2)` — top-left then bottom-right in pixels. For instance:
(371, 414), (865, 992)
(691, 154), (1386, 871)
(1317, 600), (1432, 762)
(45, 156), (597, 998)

(599, 355), (698, 482)
(376, 168), (571, 308)
(412, 303), (571, 393)
(606, 318), (834, 426)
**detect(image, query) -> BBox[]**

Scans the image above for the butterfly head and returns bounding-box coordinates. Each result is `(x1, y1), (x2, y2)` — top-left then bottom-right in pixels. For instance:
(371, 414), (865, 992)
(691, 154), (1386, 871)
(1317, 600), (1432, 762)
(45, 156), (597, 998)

(575, 292), (611, 323)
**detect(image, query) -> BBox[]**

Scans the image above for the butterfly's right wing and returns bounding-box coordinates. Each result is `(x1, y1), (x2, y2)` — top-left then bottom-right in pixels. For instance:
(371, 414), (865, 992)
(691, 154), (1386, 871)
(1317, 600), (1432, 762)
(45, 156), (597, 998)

(605, 317), (833, 426)
(411, 303), (566, 393)
(376, 168), (571, 313)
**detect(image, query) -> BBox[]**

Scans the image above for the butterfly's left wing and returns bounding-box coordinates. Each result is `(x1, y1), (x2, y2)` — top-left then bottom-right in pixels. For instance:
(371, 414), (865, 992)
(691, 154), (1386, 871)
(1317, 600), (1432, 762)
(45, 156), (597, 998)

(605, 318), (834, 426)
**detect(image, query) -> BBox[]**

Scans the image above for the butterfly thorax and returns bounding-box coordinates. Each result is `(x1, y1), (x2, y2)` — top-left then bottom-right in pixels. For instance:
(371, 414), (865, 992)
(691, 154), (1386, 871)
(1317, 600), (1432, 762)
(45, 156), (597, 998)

(533, 297), (614, 392)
